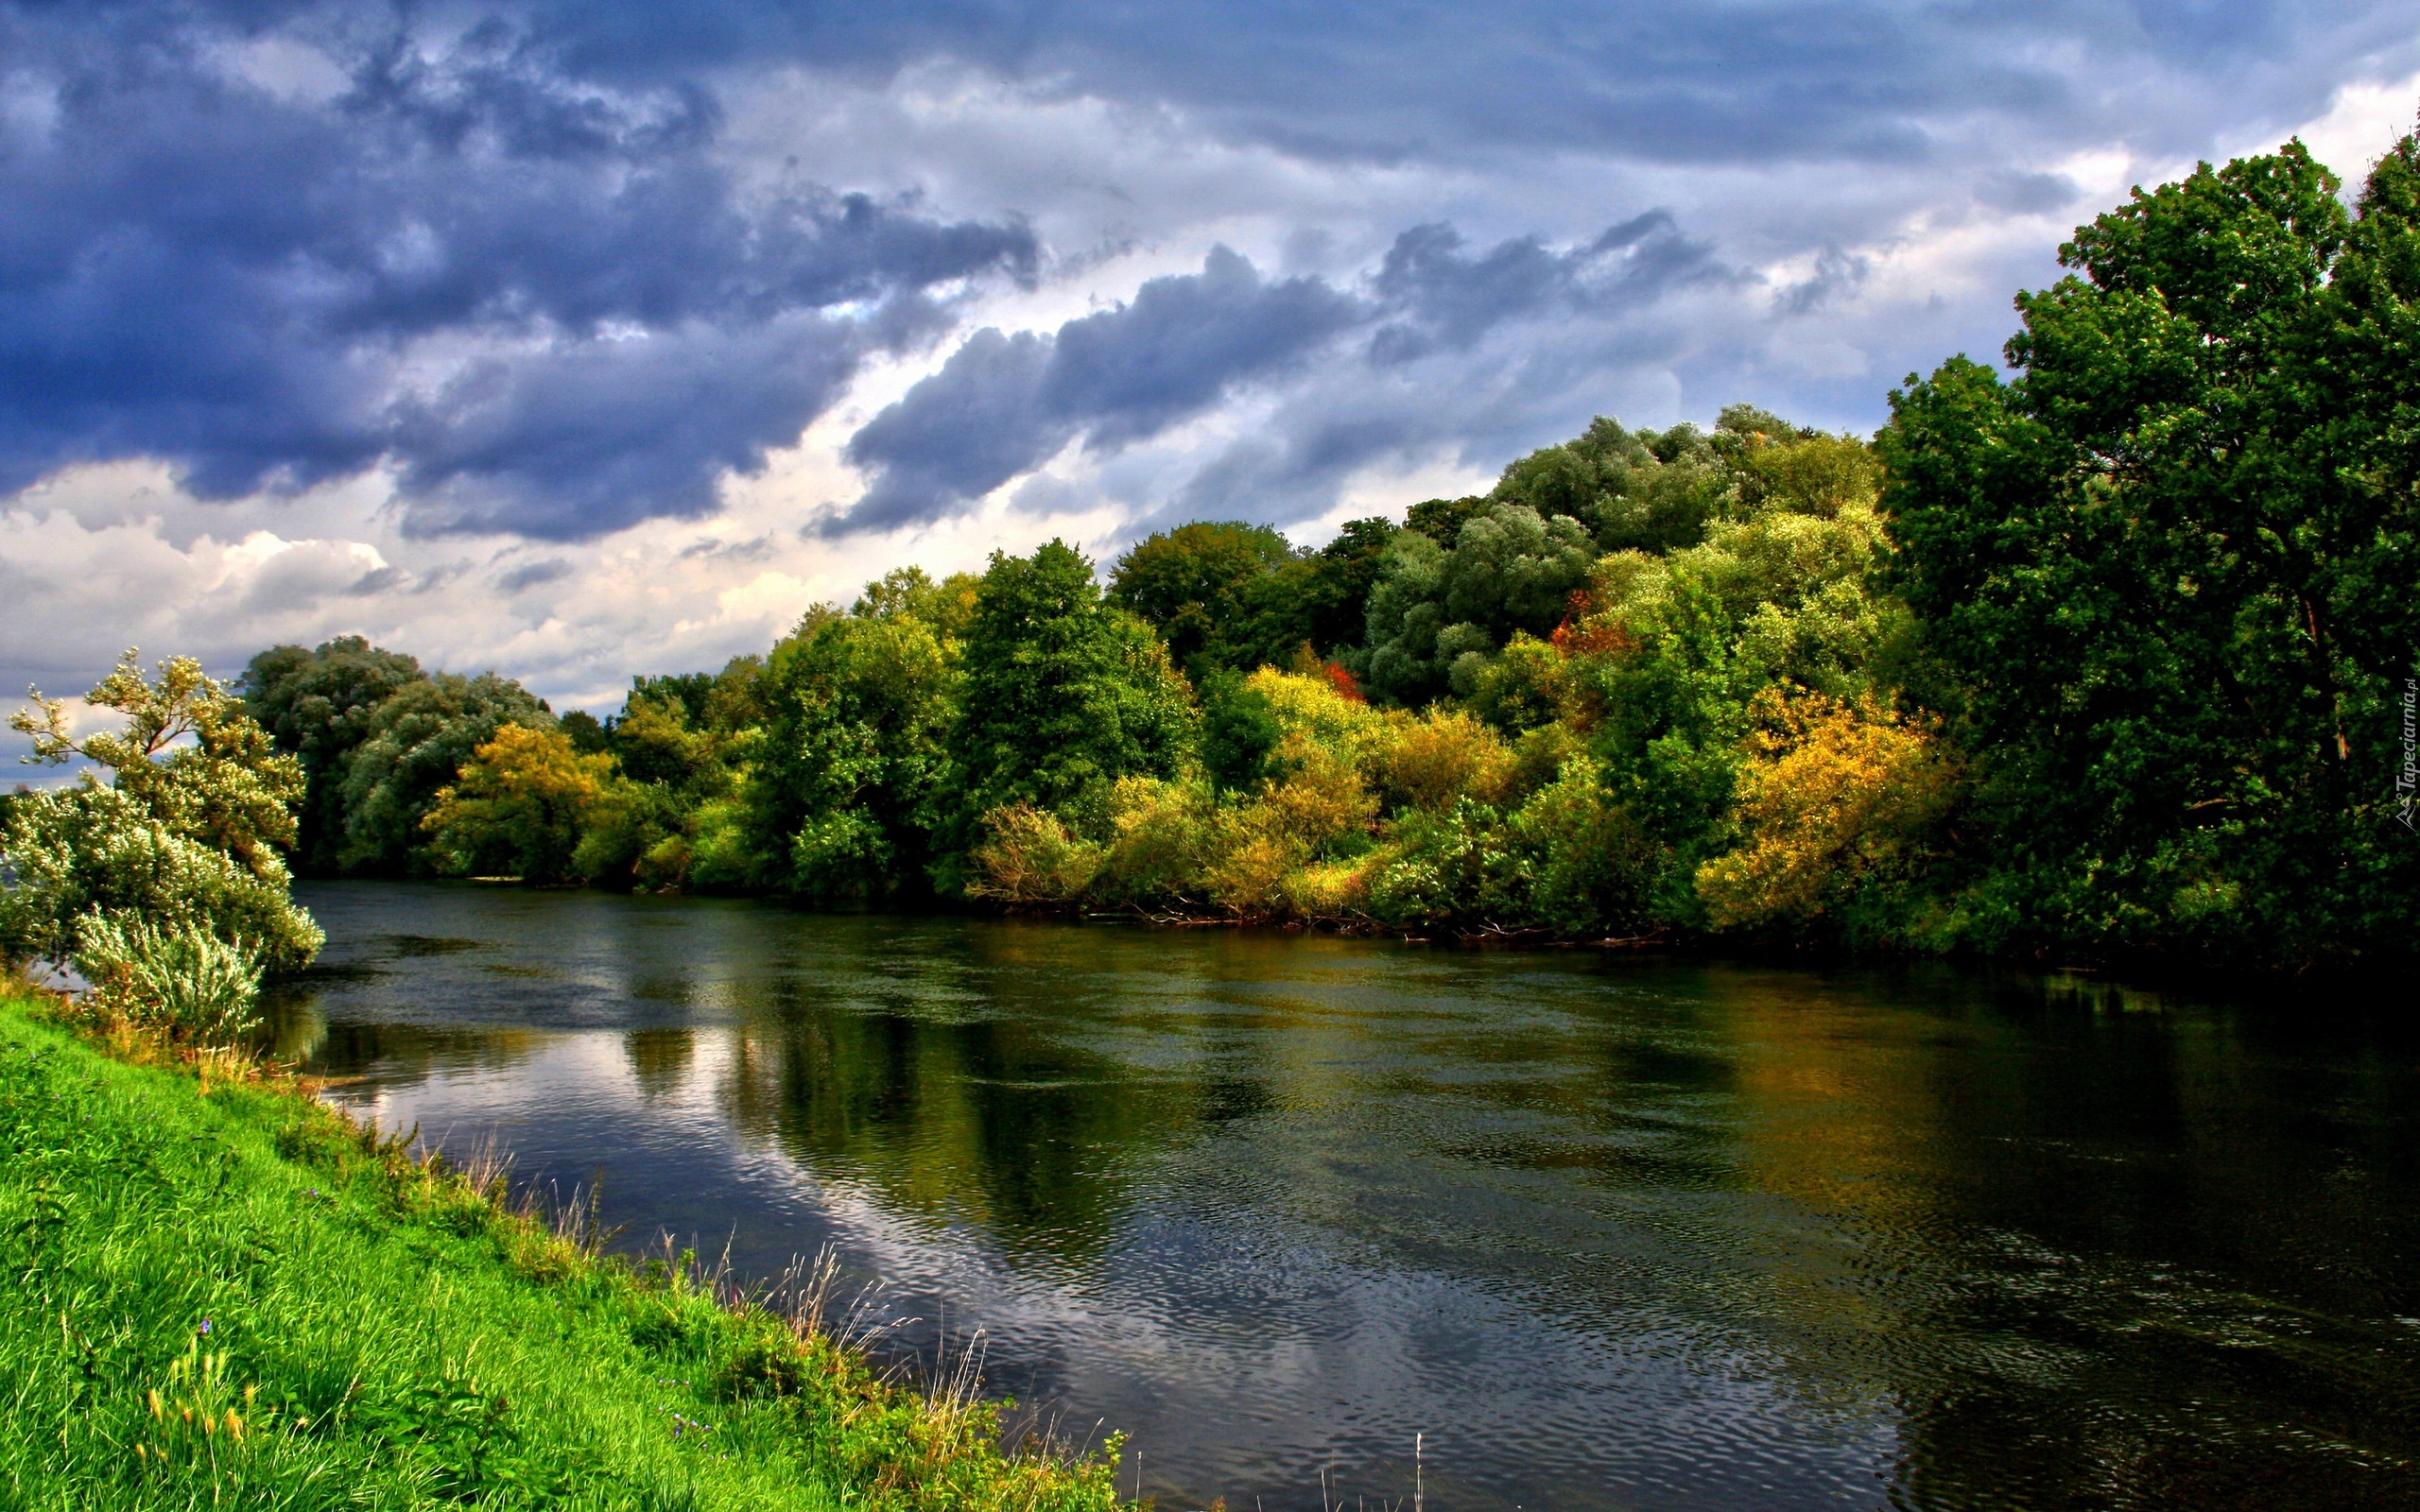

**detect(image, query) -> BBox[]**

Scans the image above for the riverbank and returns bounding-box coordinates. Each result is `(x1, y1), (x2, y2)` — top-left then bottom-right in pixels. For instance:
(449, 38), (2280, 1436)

(0, 986), (1132, 1512)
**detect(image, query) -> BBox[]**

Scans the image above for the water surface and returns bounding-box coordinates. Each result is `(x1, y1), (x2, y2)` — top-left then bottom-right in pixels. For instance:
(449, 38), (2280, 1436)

(270, 882), (2420, 1511)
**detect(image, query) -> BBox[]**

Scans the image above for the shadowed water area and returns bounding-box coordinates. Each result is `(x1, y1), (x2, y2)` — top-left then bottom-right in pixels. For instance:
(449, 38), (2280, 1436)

(266, 881), (2420, 1511)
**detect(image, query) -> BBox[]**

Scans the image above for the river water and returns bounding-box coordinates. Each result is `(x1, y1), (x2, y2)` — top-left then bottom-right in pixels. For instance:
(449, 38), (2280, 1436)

(267, 881), (2420, 1511)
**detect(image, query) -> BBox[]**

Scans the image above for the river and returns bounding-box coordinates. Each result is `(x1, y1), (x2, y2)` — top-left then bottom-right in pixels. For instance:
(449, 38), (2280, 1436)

(266, 880), (2420, 1511)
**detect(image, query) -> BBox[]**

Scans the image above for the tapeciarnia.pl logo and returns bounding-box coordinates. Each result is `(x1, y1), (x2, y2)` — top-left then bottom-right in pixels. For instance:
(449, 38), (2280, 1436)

(2398, 676), (2417, 832)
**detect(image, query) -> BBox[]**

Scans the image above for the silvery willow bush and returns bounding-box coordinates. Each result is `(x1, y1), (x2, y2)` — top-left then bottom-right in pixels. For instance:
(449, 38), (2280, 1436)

(2, 651), (321, 1014)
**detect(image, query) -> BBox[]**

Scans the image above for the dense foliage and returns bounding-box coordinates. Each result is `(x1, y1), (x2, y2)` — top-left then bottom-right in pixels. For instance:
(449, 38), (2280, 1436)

(3, 653), (323, 1040)
(1883, 134), (2420, 967)
(24, 132), (2407, 976)
(237, 643), (559, 877)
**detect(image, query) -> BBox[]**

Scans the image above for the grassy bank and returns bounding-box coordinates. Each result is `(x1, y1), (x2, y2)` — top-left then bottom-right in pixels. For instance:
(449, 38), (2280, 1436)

(0, 987), (1131, 1511)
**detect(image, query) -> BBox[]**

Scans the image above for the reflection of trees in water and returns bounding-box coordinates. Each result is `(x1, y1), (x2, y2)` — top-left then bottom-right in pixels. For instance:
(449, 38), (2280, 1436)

(272, 890), (2420, 1507)
(1695, 966), (2420, 1510)
(302, 1020), (544, 1088)
(257, 988), (331, 1065)
(624, 1028), (696, 1098)
(713, 942), (1204, 1266)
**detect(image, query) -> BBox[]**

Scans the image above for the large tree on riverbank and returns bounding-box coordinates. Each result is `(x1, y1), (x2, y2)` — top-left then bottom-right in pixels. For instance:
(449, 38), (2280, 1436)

(1879, 133), (2420, 966)
(940, 541), (1197, 863)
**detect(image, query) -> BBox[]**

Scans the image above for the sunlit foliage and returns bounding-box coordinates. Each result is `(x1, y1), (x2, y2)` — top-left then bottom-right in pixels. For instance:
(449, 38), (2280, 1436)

(3, 651), (320, 1038)
(1882, 131), (2420, 967)
(421, 724), (616, 884)
(232, 130), (2420, 972)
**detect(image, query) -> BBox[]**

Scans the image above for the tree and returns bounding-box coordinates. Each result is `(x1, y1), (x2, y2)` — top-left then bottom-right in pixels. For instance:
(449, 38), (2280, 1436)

(1300, 516), (1397, 653)
(1108, 522), (1300, 677)
(559, 709), (612, 754)
(1361, 503), (1595, 703)
(1405, 495), (1490, 549)
(744, 608), (959, 899)
(1879, 132), (2420, 964)
(855, 566), (981, 640)
(942, 541), (1196, 861)
(2, 650), (321, 983)
(1694, 692), (1957, 944)
(16, 648), (305, 879)
(421, 724), (614, 883)
(240, 636), (426, 873)
(337, 672), (552, 873)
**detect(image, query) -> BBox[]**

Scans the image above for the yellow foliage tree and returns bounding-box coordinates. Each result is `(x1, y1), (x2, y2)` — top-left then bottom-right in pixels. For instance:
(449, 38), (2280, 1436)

(964, 803), (1104, 906)
(1695, 693), (1957, 936)
(421, 723), (615, 883)
(1241, 665), (1387, 768)
(1374, 707), (1515, 814)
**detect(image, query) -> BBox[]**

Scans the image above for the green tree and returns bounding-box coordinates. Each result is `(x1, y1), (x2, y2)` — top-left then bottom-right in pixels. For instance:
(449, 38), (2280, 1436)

(1361, 503), (1595, 703)
(240, 636), (427, 873)
(855, 565), (981, 640)
(744, 607), (959, 899)
(559, 708), (612, 754)
(610, 694), (723, 790)
(2, 650), (321, 979)
(1108, 522), (1300, 677)
(1494, 415), (1743, 554)
(16, 649), (305, 880)
(337, 672), (552, 874)
(942, 541), (1197, 863)
(1880, 132), (2420, 965)
(1197, 671), (1284, 794)
(422, 723), (615, 884)
(1405, 494), (1491, 549)
(1297, 516), (1398, 654)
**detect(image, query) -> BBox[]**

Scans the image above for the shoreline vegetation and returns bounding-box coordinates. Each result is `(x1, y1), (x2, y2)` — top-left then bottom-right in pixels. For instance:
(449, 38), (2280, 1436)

(0, 982), (1137, 1511)
(202, 130), (2417, 979)
(5, 131), (2414, 991)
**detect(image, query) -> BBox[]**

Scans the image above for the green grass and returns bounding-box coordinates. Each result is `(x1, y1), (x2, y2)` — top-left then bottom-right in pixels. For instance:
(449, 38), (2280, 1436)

(0, 988), (1131, 1512)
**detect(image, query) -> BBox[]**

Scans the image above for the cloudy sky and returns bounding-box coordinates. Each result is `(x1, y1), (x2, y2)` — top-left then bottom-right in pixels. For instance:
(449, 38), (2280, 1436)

(5, 1), (2418, 745)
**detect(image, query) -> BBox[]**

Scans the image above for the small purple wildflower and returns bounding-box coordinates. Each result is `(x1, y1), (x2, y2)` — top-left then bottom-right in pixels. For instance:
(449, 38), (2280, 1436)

(198, 1319), (211, 1336)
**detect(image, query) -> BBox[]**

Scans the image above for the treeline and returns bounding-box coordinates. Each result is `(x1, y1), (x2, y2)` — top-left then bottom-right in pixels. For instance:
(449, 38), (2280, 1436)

(249, 129), (2420, 971)
(10, 129), (2417, 992)
(243, 402), (1915, 936)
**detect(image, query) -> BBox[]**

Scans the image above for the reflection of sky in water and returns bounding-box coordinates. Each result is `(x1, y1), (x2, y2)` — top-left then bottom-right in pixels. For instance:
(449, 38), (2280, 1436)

(271, 882), (2420, 1512)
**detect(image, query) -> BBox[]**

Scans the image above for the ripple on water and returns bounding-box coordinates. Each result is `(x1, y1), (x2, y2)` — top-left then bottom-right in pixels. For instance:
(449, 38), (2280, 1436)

(278, 882), (2420, 1512)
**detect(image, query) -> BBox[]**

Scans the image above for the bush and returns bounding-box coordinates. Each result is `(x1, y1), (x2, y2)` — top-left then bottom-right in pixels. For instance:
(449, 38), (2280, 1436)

(1095, 778), (1218, 906)
(964, 805), (1104, 906)
(74, 911), (265, 1043)
(1694, 692), (1959, 944)
(0, 786), (323, 974)
(5, 650), (320, 978)
(1468, 633), (1567, 733)
(1375, 708), (1515, 814)
(1506, 759), (1662, 936)
(1364, 799), (1523, 928)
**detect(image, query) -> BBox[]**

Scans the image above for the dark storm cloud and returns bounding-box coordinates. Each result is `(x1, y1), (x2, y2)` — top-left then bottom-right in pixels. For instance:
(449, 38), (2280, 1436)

(1774, 246), (1872, 318)
(832, 215), (1738, 533)
(1368, 214), (1727, 362)
(437, 0), (2411, 165)
(4, 0), (2411, 547)
(836, 329), (1059, 535)
(831, 247), (1363, 533)
(0, 5), (1035, 538)
(496, 557), (573, 592)
(386, 314), (868, 535)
